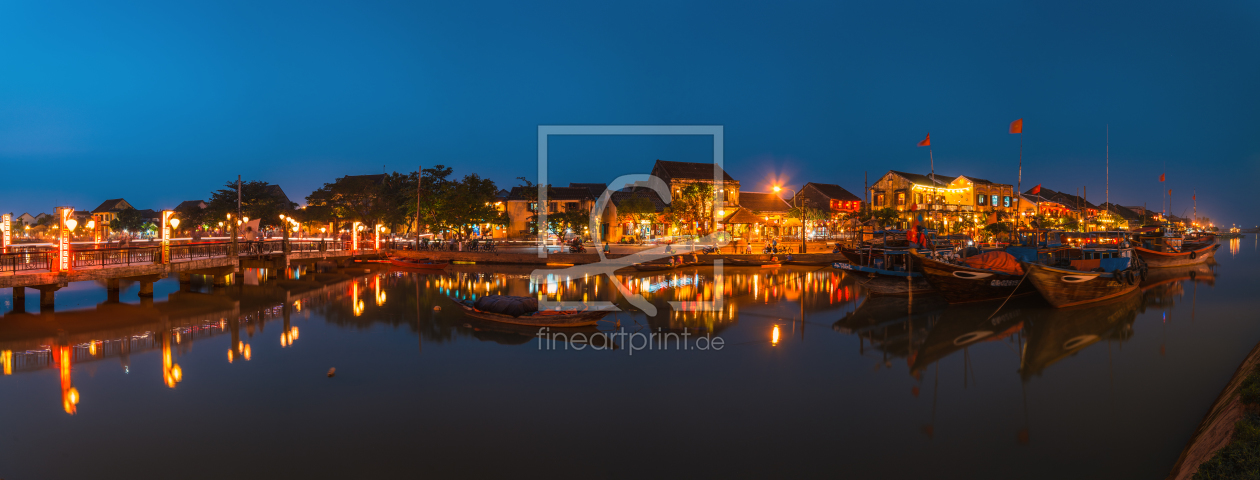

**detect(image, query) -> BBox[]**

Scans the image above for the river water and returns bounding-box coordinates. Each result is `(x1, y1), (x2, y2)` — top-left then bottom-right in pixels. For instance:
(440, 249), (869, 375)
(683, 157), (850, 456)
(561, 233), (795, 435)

(1, 238), (1258, 479)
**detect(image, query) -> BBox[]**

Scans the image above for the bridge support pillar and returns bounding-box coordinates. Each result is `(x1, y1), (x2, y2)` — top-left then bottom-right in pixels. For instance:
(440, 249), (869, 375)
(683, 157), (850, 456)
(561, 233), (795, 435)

(178, 273), (192, 284)
(30, 285), (62, 312)
(105, 279), (120, 303)
(12, 287), (25, 312)
(213, 274), (229, 287)
(138, 281), (154, 298)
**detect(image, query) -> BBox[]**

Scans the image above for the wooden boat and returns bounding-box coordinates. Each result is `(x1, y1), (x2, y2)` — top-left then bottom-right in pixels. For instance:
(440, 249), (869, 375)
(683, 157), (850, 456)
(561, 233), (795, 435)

(1134, 241), (1218, 268)
(832, 261), (933, 296)
(1132, 223), (1218, 268)
(448, 296), (609, 327)
(909, 250), (1035, 304)
(724, 258), (780, 267)
(1025, 262), (1140, 308)
(632, 263), (676, 272)
(389, 257), (449, 270)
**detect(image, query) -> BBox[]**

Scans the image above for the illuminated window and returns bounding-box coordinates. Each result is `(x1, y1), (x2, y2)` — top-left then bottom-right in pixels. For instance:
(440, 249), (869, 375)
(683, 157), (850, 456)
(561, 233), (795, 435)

(977, 194), (987, 206)
(875, 194), (885, 206)
(991, 195), (999, 206)
(528, 202), (538, 212)
(564, 202), (579, 212)
(1003, 196), (1011, 207)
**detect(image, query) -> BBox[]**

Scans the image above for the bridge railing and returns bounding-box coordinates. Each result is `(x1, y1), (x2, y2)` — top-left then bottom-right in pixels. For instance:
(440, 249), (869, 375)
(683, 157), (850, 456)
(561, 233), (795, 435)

(171, 242), (232, 261)
(71, 247), (160, 268)
(0, 251), (54, 274)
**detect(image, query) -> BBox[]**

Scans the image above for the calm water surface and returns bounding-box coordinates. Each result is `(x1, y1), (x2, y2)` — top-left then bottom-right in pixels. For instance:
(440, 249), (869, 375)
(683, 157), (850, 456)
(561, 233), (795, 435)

(1, 238), (1259, 479)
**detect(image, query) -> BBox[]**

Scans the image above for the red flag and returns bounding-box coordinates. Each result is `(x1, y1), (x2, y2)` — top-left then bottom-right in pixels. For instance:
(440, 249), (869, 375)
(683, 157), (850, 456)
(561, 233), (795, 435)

(917, 133), (930, 147)
(1168, 189), (1172, 196)
(1192, 194), (1196, 200)
(1009, 118), (1023, 134)
(1159, 173), (1165, 182)
(1029, 184), (1041, 195)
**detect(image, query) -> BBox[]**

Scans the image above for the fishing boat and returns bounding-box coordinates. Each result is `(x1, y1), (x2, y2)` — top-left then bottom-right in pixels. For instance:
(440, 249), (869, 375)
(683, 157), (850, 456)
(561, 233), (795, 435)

(631, 263), (676, 272)
(725, 257), (781, 267)
(1132, 223), (1218, 268)
(448, 295), (609, 327)
(909, 249), (1035, 304)
(832, 257), (933, 296)
(1024, 251), (1142, 308)
(389, 257), (449, 270)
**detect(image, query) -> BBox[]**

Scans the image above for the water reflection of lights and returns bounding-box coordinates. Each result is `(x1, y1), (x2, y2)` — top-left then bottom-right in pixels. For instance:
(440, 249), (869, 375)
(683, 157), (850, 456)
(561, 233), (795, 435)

(163, 331), (183, 389)
(2, 350), (11, 375)
(772, 325), (781, 346)
(281, 326), (300, 347)
(1230, 238), (1240, 256)
(59, 347), (79, 414)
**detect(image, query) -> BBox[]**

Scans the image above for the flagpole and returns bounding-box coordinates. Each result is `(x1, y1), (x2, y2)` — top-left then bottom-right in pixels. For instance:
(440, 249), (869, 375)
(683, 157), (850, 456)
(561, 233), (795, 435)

(1105, 125), (1110, 226)
(930, 147), (935, 230)
(1016, 130), (1022, 242)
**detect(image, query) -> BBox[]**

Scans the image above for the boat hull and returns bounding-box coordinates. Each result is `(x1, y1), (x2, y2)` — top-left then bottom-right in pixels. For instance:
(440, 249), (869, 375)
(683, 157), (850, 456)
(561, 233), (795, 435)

(1026, 263), (1139, 308)
(1134, 242), (1218, 268)
(449, 297), (608, 327)
(833, 262), (934, 296)
(910, 251), (1035, 304)
(390, 259), (448, 270)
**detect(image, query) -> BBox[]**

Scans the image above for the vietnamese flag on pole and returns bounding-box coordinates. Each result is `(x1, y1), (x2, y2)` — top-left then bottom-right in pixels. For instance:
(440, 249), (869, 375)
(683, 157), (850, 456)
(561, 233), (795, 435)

(1009, 118), (1023, 134)
(1160, 173), (1166, 182)
(1029, 184), (1041, 195)
(917, 133), (930, 147)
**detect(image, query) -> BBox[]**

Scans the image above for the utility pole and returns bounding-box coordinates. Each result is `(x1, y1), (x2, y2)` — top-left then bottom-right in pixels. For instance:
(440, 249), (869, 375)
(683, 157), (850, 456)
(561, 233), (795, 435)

(416, 165), (422, 248)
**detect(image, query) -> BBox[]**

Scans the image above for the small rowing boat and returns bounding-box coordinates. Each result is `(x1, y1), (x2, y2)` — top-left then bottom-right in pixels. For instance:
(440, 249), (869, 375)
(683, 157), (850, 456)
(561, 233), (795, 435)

(389, 257), (449, 270)
(448, 296), (609, 327)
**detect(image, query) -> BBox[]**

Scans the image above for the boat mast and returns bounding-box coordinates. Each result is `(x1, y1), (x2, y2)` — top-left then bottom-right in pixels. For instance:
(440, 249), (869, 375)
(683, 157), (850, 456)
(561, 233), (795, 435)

(1105, 125), (1109, 227)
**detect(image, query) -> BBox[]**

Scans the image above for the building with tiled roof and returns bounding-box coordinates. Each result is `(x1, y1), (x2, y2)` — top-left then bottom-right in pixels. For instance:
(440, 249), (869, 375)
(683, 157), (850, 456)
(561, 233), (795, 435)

(794, 182), (862, 214)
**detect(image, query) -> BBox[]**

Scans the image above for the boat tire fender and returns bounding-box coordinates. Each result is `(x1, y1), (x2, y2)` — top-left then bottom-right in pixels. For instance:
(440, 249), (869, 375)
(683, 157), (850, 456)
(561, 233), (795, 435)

(1125, 270), (1135, 285)
(1189, 250), (1197, 260)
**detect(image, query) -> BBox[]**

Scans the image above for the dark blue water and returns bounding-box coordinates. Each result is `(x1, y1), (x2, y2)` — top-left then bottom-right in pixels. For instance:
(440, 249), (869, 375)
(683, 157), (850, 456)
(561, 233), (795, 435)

(0, 238), (1257, 479)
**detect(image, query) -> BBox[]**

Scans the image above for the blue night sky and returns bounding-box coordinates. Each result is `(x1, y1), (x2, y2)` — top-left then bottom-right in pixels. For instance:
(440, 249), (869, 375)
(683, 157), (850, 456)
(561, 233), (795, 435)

(1, 1), (1257, 226)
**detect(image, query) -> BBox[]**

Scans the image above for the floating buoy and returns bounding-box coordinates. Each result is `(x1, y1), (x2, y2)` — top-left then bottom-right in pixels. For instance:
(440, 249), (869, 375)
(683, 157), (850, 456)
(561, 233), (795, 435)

(433, 306), (441, 311)
(327, 368), (336, 378)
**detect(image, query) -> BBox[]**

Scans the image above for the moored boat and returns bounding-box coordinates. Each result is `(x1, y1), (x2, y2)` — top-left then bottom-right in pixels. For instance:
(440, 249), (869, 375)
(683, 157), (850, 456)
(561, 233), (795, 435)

(909, 249), (1035, 304)
(1133, 223), (1218, 268)
(833, 261), (933, 296)
(1025, 257), (1141, 308)
(389, 257), (449, 270)
(448, 295), (609, 327)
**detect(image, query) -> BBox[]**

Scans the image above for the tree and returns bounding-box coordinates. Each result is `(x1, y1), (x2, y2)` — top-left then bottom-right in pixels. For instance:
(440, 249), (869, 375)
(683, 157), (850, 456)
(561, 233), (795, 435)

(872, 208), (900, 229)
(111, 207), (146, 233)
(441, 173), (505, 236)
(174, 203), (207, 232)
(206, 180), (297, 229)
(616, 195), (658, 242)
(788, 205), (828, 249)
(673, 183), (715, 236)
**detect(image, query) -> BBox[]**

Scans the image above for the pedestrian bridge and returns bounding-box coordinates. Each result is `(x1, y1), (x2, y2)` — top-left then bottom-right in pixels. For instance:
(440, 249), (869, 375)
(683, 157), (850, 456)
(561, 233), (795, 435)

(0, 239), (377, 310)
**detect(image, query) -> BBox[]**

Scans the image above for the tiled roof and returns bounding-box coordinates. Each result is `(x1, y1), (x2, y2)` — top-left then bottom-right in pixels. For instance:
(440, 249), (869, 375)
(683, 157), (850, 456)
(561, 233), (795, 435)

(609, 187), (669, 213)
(888, 171), (952, 187)
(738, 192), (792, 213)
(568, 183), (608, 198)
(175, 200), (206, 211)
(802, 182), (861, 202)
(91, 198), (132, 214)
(651, 160), (737, 182)
(723, 207), (762, 224)
(505, 186), (595, 201)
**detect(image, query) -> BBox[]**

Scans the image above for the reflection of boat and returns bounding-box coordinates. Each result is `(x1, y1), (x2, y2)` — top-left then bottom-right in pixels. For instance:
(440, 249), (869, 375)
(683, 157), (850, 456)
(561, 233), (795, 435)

(910, 250), (1034, 304)
(1141, 262), (1216, 290)
(832, 296), (946, 362)
(1019, 290), (1141, 378)
(447, 296), (608, 327)
(908, 298), (1031, 375)
(632, 263), (676, 272)
(1026, 262), (1140, 308)
(389, 258), (449, 270)
(460, 317), (616, 348)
